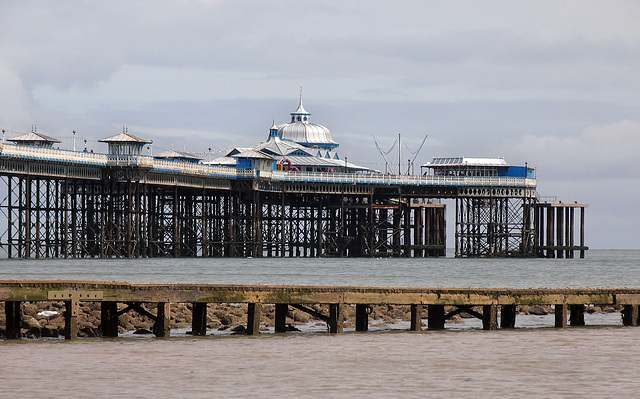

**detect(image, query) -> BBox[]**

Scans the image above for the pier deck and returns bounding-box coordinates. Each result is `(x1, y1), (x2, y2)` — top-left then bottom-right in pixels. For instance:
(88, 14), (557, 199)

(2, 281), (638, 339)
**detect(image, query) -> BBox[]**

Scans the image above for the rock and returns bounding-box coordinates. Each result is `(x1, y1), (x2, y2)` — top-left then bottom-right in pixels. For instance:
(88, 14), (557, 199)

(529, 306), (548, 315)
(286, 324), (301, 332)
(22, 316), (41, 330)
(133, 328), (153, 335)
(218, 314), (235, 326)
(40, 326), (59, 338)
(231, 325), (246, 334)
(80, 327), (101, 338)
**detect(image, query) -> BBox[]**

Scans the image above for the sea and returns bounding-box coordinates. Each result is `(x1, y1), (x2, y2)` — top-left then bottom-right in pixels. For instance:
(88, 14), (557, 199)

(1, 249), (639, 398)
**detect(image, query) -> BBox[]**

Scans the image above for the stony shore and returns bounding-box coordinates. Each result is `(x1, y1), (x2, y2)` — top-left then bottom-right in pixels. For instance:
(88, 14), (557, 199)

(0, 301), (623, 339)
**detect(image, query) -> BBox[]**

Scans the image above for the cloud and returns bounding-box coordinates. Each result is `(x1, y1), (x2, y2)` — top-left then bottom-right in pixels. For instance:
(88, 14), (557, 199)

(0, 63), (33, 127)
(502, 119), (640, 180)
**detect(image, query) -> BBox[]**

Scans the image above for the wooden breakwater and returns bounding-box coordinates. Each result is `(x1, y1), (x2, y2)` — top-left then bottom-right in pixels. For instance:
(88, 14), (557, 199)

(2, 280), (639, 339)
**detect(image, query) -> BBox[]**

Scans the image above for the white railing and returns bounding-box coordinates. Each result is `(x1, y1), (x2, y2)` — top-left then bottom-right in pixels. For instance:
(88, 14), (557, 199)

(0, 143), (108, 165)
(0, 144), (247, 178)
(271, 170), (536, 188)
(0, 143), (534, 187)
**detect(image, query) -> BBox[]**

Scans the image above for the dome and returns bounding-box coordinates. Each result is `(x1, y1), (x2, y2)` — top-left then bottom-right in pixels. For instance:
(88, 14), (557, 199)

(277, 121), (338, 150)
(277, 92), (339, 150)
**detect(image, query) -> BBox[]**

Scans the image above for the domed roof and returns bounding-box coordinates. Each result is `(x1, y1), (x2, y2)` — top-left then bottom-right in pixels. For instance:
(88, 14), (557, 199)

(277, 92), (338, 150)
(277, 121), (337, 149)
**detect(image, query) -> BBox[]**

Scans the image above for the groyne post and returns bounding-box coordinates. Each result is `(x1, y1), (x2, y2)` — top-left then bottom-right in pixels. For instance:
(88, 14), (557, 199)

(329, 304), (344, 333)
(246, 303), (261, 335)
(274, 304), (288, 333)
(427, 305), (445, 330)
(623, 305), (639, 326)
(153, 302), (171, 338)
(64, 300), (79, 340)
(569, 304), (585, 326)
(4, 301), (22, 339)
(500, 305), (517, 329)
(355, 304), (369, 332)
(482, 304), (498, 330)
(100, 302), (119, 338)
(554, 304), (568, 328)
(410, 304), (423, 331)
(191, 303), (207, 336)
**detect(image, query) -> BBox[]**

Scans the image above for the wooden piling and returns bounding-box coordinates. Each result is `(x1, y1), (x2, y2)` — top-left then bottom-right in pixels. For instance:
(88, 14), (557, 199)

(500, 305), (517, 329)
(64, 300), (79, 340)
(355, 304), (369, 332)
(4, 301), (22, 339)
(274, 304), (288, 333)
(329, 303), (344, 334)
(100, 301), (119, 338)
(554, 304), (568, 328)
(569, 304), (585, 326)
(427, 304), (445, 330)
(191, 303), (207, 336)
(410, 304), (422, 331)
(246, 303), (261, 335)
(623, 305), (639, 326)
(482, 304), (498, 330)
(153, 302), (171, 338)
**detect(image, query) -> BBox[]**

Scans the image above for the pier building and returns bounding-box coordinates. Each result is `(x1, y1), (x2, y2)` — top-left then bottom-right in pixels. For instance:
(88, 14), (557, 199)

(0, 96), (586, 259)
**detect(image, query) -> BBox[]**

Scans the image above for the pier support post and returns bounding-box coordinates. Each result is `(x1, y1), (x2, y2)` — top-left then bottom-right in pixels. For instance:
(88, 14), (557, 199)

(191, 303), (207, 336)
(500, 305), (517, 329)
(555, 304), (568, 328)
(153, 302), (171, 338)
(100, 301), (119, 338)
(4, 301), (22, 339)
(427, 305), (445, 330)
(247, 303), (262, 335)
(623, 305), (639, 326)
(482, 304), (498, 330)
(410, 304), (423, 331)
(329, 303), (344, 334)
(64, 300), (79, 340)
(569, 304), (585, 326)
(275, 304), (288, 333)
(355, 304), (369, 332)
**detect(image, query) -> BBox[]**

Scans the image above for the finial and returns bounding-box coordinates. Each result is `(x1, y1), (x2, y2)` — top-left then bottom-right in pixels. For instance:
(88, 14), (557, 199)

(299, 86), (303, 106)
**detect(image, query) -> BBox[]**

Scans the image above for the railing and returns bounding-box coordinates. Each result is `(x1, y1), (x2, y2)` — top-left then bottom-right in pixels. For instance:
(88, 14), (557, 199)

(0, 143), (108, 165)
(0, 143), (534, 188)
(271, 170), (536, 188)
(0, 144), (248, 178)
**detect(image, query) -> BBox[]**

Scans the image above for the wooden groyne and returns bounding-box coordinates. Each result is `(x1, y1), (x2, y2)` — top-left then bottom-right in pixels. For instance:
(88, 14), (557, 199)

(2, 280), (638, 339)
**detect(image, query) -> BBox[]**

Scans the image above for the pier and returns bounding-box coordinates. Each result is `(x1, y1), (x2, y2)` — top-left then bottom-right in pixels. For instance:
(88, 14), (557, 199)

(2, 280), (638, 339)
(0, 141), (586, 259)
(0, 98), (588, 259)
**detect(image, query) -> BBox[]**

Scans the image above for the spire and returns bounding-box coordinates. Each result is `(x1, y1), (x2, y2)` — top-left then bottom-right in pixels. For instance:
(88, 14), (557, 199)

(268, 119), (279, 139)
(291, 87), (310, 123)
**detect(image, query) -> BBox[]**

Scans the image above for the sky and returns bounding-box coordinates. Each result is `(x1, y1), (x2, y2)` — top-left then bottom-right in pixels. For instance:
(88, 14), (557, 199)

(1, 0), (639, 249)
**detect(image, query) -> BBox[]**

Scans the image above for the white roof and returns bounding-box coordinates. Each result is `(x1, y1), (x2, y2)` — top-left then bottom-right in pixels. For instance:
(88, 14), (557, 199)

(154, 149), (203, 160)
(206, 156), (237, 166)
(99, 132), (152, 144)
(230, 149), (275, 160)
(277, 121), (337, 147)
(9, 131), (60, 143)
(422, 157), (509, 168)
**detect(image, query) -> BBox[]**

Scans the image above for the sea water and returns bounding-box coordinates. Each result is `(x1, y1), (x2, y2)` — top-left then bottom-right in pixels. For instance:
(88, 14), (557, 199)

(1, 250), (639, 398)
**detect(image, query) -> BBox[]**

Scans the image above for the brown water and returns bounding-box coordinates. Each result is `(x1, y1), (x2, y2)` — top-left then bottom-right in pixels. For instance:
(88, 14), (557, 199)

(2, 250), (639, 397)
(2, 326), (639, 398)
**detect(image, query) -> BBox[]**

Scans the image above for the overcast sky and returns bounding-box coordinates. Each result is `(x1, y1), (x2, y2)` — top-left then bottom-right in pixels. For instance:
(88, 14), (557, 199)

(1, 1), (639, 249)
